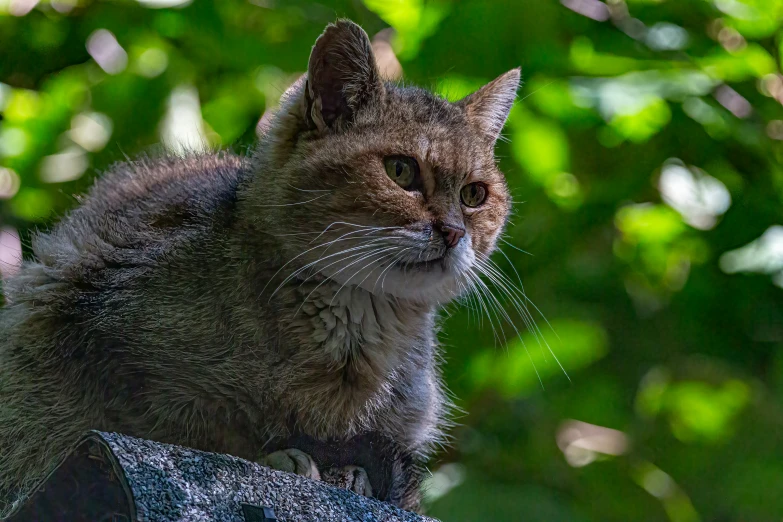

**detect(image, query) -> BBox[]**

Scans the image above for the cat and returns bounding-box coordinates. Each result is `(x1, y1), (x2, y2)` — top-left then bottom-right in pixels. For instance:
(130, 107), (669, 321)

(0, 19), (518, 514)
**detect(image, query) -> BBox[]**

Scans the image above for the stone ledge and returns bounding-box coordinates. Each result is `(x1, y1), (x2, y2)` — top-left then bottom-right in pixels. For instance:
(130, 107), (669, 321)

(4, 431), (435, 522)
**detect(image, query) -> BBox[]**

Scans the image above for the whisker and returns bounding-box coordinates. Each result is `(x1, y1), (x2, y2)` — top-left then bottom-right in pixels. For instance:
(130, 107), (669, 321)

(376, 248), (414, 294)
(272, 238), (393, 300)
(482, 254), (561, 344)
(328, 247), (403, 306)
(254, 193), (330, 207)
(350, 249), (405, 296)
(485, 252), (549, 358)
(518, 80), (556, 103)
(309, 223), (402, 244)
(495, 246), (526, 292)
(499, 237), (533, 256)
(285, 183), (333, 193)
(475, 253), (569, 382)
(476, 256), (539, 344)
(295, 246), (398, 317)
(261, 227), (389, 298)
(271, 225), (398, 238)
(471, 266), (545, 388)
(464, 271), (502, 348)
(293, 246), (390, 298)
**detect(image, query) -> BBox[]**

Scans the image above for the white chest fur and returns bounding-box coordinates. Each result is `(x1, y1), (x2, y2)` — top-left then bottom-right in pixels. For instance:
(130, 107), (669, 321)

(288, 279), (442, 448)
(296, 281), (414, 361)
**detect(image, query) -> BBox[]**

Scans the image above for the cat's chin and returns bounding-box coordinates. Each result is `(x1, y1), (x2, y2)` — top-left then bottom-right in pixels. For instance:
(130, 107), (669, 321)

(321, 243), (475, 306)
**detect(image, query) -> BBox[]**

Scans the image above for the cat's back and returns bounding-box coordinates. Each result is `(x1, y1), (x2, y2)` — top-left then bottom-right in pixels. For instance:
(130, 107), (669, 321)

(3, 152), (245, 311)
(41, 152), (244, 260)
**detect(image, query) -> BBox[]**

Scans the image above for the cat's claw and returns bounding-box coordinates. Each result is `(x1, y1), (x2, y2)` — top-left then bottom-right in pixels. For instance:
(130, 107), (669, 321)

(261, 448), (321, 480)
(322, 465), (373, 497)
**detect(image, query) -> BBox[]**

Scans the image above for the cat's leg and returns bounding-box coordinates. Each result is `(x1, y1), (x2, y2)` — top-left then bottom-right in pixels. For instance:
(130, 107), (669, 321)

(388, 459), (424, 512)
(260, 448), (321, 480)
(321, 465), (373, 497)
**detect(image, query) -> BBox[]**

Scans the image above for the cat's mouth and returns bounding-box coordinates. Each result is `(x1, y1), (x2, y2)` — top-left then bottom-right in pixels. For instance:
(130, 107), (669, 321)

(392, 239), (471, 273)
(394, 254), (447, 271)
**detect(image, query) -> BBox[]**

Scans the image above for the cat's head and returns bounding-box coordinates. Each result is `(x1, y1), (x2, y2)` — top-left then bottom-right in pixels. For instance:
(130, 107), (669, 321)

(250, 20), (518, 305)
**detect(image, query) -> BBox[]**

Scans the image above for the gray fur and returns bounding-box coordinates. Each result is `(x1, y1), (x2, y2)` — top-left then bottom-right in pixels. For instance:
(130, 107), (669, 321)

(0, 20), (518, 514)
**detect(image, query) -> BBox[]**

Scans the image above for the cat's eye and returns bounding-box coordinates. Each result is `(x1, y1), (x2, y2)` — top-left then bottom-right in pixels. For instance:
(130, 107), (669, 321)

(384, 156), (419, 190)
(460, 182), (488, 208)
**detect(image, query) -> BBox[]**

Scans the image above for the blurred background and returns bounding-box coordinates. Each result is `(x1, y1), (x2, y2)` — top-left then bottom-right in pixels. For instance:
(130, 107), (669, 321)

(1, 0), (783, 520)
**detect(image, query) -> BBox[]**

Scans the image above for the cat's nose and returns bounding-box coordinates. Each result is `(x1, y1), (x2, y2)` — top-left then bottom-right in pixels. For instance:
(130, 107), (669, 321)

(438, 223), (466, 248)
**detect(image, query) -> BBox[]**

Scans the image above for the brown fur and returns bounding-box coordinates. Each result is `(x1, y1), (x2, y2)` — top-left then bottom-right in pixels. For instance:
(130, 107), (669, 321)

(0, 20), (518, 514)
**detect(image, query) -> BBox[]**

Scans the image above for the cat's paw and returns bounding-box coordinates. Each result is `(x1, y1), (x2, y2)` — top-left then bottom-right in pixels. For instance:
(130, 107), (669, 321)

(260, 448), (321, 480)
(322, 465), (373, 497)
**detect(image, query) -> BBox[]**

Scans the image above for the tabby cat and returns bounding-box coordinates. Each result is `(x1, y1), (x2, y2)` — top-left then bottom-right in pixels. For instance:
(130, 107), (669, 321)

(0, 19), (519, 513)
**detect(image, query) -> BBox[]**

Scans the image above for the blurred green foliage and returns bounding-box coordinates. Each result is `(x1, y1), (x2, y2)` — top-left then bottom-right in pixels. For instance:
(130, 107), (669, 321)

(2, 0), (783, 520)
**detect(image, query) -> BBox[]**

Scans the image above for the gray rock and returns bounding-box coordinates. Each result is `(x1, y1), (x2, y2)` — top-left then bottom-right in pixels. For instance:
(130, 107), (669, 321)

(4, 431), (436, 522)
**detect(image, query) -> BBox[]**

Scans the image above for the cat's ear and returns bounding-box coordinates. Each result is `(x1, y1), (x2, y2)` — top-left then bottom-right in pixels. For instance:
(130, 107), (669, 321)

(459, 68), (521, 144)
(305, 19), (385, 132)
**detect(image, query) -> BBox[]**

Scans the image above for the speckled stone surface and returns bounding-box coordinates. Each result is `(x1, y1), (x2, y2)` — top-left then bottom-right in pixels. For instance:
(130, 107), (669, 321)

(98, 432), (435, 522)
